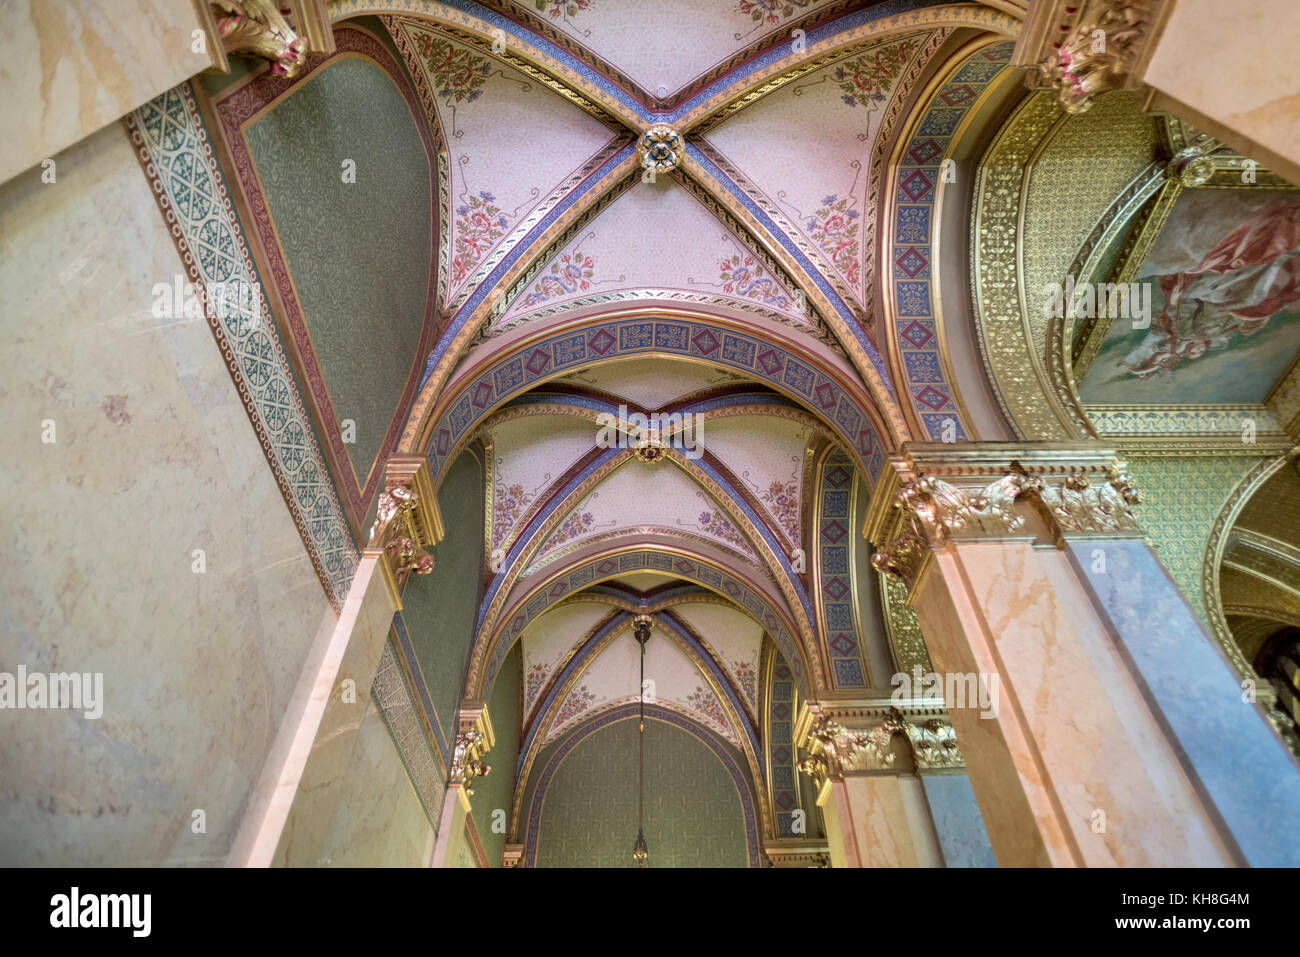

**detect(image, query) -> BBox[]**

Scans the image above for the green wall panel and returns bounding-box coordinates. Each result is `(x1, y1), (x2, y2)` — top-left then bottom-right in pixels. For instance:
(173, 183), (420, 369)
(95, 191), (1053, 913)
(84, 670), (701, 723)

(245, 54), (432, 480)
(471, 645), (521, 866)
(534, 716), (750, 868)
(398, 449), (485, 750)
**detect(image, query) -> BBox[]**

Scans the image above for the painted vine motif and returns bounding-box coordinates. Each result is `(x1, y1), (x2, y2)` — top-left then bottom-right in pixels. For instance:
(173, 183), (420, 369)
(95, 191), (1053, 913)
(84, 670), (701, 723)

(757, 477), (800, 542)
(555, 684), (600, 725)
(524, 251), (596, 307)
(453, 191), (511, 284)
(525, 661), (549, 711)
(804, 194), (860, 287)
(686, 685), (729, 731)
(834, 38), (921, 111)
(493, 478), (542, 550)
(536, 0), (592, 26)
(549, 510), (597, 547)
(730, 660), (758, 708)
(734, 0), (814, 28)
(417, 34), (491, 104)
(718, 253), (793, 309)
(689, 503), (751, 552)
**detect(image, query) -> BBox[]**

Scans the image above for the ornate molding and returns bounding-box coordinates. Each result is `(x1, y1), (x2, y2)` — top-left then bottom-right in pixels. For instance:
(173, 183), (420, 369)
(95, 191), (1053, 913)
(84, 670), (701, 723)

(1013, 0), (1172, 114)
(763, 840), (831, 868)
(1033, 465), (1144, 540)
(904, 717), (964, 771)
(366, 459), (442, 585)
(794, 698), (964, 792)
(449, 700), (495, 796)
(638, 124), (683, 175)
(866, 444), (1149, 581)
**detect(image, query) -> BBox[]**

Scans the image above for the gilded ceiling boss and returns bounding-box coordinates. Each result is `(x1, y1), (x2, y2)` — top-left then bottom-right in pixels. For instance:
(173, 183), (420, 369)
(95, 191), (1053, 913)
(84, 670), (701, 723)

(1, 0), (1299, 889)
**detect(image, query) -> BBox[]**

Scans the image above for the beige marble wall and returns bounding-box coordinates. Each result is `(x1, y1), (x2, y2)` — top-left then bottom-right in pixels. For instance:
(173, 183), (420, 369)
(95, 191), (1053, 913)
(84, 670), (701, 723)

(911, 542), (1235, 867)
(266, 555), (435, 867)
(0, 120), (330, 864)
(1, 0), (218, 185)
(1143, 0), (1300, 184)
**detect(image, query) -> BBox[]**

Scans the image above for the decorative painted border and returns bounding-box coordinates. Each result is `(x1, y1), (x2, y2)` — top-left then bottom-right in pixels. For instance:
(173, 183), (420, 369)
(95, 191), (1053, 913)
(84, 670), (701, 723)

(125, 84), (357, 608)
(423, 316), (888, 491)
(815, 449), (866, 687)
(521, 702), (761, 868)
(764, 642), (802, 838)
(889, 40), (1015, 439)
(210, 26), (441, 529)
(391, 611), (452, 762)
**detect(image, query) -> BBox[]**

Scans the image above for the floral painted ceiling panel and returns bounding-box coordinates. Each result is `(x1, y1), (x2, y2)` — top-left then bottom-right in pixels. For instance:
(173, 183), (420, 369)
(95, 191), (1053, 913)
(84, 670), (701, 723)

(490, 414), (600, 554)
(704, 31), (935, 309)
(694, 417), (812, 547)
(524, 459), (761, 575)
(490, 178), (814, 333)
(544, 631), (738, 747)
(393, 18), (618, 306)
(514, 0), (839, 99)
(670, 603), (764, 718)
(521, 600), (613, 724)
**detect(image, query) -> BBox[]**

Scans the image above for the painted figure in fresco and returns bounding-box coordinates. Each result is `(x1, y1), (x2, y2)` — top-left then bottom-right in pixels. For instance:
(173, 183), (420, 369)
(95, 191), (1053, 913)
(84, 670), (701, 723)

(1120, 197), (1300, 379)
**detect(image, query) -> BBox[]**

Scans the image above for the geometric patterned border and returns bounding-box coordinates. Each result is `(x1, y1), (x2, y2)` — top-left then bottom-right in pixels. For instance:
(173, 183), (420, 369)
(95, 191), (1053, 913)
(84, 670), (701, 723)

(889, 40), (1014, 439)
(425, 316), (888, 489)
(521, 702), (761, 868)
(765, 643), (801, 838)
(816, 450), (866, 687)
(125, 84), (357, 608)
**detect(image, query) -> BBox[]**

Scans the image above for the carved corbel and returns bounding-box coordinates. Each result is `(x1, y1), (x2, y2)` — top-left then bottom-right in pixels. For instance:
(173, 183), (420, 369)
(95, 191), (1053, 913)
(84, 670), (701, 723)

(367, 484), (436, 584)
(450, 701), (495, 796)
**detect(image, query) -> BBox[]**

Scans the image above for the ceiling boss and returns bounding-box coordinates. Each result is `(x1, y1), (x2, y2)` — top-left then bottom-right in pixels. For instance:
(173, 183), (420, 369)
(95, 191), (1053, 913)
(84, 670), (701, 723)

(638, 124), (683, 178)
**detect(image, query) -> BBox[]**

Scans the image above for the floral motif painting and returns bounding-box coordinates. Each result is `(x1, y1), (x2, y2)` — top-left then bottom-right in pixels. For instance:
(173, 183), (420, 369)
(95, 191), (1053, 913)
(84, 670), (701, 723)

(718, 253), (792, 309)
(686, 685), (730, 732)
(554, 685), (600, 725)
(416, 34), (491, 103)
(757, 477), (800, 543)
(525, 661), (550, 712)
(524, 251), (596, 307)
(453, 191), (511, 284)
(834, 38), (922, 111)
(804, 194), (860, 287)
(734, 0), (814, 27)
(729, 660), (758, 709)
(1081, 189), (1300, 404)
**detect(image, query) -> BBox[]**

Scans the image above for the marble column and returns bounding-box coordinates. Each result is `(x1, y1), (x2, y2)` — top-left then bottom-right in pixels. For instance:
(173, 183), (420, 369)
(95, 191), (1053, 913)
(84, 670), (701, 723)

(229, 458), (441, 866)
(867, 442), (1300, 867)
(794, 697), (950, 867)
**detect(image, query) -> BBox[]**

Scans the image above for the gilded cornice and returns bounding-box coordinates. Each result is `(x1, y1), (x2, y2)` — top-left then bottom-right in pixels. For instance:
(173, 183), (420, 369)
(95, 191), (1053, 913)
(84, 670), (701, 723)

(865, 443), (1146, 587)
(794, 696), (965, 798)
(1087, 404), (1294, 456)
